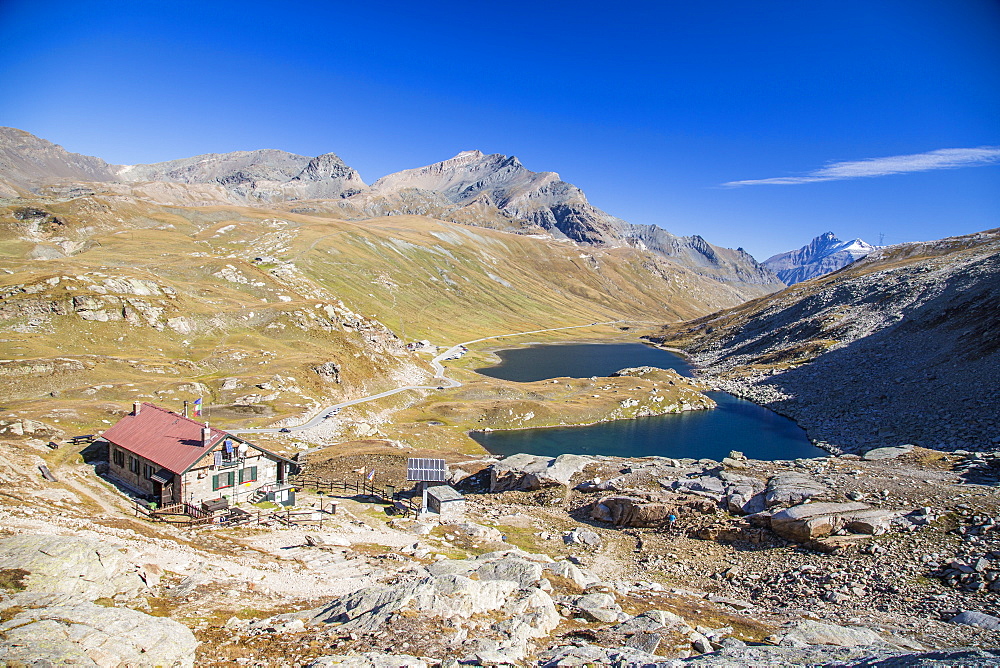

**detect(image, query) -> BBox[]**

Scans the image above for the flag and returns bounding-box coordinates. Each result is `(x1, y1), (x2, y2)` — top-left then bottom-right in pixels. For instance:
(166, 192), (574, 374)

(366, 469), (375, 482)
(193, 397), (202, 417)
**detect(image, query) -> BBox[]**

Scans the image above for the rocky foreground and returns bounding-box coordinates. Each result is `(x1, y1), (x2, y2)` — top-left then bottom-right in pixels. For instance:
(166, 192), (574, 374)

(3, 435), (1000, 666)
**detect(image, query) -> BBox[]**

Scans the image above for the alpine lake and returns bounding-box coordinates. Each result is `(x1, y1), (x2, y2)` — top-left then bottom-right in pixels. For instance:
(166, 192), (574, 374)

(469, 342), (826, 461)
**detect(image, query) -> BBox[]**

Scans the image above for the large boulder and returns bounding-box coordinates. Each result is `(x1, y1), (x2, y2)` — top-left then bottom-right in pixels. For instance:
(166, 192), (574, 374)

(544, 560), (599, 589)
(722, 471), (767, 515)
(563, 527), (602, 547)
(863, 445), (913, 461)
(475, 556), (544, 588)
(672, 475), (727, 500)
(490, 453), (593, 491)
(0, 534), (145, 600)
(950, 611), (1000, 630)
(591, 496), (676, 527)
(559, 592), (625, 623)
(770, 502), (888, 542)
(309, 580), (430, 632)
(765, 473), (831, 508)
(611, 609), (692, 635)
(779, 619), (886, 647)
(0, 601), (198, 667)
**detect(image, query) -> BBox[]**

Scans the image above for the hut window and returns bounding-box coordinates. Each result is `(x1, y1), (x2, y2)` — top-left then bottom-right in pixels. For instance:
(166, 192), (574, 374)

(212, 471), (235, 491)
(239, 466), (258, 484)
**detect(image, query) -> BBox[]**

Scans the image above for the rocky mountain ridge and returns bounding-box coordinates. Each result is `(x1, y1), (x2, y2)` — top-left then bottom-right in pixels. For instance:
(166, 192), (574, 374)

(0, 127), (783, 294)
(653, 228), (1000, 453)
(763, 231), (875, 285)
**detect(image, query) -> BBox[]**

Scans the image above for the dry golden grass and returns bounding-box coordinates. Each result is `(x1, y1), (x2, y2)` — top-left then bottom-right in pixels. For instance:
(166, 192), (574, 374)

(0, 192), (767, 439)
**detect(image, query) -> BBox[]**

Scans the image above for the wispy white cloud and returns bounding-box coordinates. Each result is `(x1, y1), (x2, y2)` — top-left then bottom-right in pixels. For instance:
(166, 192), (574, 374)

(723, 146), (1000, 187)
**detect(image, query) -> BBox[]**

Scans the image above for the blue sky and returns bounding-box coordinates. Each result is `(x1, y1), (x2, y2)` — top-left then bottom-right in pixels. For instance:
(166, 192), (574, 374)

(1, 0), (997, 259)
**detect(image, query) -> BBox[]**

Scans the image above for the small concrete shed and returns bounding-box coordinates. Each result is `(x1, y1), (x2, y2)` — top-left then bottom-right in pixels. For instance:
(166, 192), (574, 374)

(426, 484), (465, 520)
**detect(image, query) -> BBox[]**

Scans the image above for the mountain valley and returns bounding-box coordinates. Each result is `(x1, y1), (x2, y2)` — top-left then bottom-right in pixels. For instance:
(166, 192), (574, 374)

(2, 127), (1000, 666)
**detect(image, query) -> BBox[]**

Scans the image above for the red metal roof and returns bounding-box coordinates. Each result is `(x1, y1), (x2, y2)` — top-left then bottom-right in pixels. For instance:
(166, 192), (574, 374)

(101, 403), (229, 474)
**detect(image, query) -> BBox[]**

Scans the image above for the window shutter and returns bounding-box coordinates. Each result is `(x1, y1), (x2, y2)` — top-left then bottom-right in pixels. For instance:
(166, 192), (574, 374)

(212, 474), (220, 491)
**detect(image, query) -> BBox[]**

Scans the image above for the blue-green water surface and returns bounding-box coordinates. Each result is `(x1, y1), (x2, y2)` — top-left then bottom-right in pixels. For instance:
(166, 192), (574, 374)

(471, 343), (825, 461)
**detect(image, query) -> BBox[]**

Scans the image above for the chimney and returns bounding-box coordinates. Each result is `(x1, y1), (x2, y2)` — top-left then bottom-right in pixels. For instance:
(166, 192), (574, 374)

(183, 400), (189, 418)
(202, 426), (212, 447)
(133, 402), (141, 416)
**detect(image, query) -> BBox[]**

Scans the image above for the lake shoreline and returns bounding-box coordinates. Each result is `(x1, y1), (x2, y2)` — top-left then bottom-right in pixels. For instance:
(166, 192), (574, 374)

(467, 340), (824, 461)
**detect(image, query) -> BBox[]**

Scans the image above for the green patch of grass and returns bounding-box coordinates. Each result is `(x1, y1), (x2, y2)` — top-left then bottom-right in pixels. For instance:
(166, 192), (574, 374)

(143, 596), (179, 618)
(349, 542), (394, 557)
(93, 597), (115, 607)
(0, 568), (29, 591)
(252, 501), (279, 510)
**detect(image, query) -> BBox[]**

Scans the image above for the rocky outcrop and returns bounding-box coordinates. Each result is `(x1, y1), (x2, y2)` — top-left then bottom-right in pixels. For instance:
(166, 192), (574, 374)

(0, 534), (145, 599)
(313, 361), (342, 383)
(308, 654), (428, 668)
(769, 502), (897, 543)
(118, 148), (367, 203)
(775, 618), (890, 647)
(764, 472), (831, 508)
(489, 453), (593, 491)
(591, 495), (677, 527)
(0, 534), (198, 666)
(261, 549), (563, 662)
(0, 601), (198, 668)
(0, 275), (177, 331)
(863, 444), (914, 460)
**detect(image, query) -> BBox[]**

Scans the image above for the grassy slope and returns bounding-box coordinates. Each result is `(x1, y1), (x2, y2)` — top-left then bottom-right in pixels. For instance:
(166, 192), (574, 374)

(0, 194), (762, 444)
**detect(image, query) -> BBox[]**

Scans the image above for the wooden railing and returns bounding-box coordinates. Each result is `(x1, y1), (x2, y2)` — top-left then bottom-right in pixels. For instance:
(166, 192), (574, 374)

(289, 474), (421, 518)
(130, 475), (421, 528)
(134, 500), (214, 526)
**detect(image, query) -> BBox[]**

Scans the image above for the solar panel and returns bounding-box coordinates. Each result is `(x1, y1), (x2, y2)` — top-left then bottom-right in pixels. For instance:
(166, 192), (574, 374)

(407, 457), (447, 482)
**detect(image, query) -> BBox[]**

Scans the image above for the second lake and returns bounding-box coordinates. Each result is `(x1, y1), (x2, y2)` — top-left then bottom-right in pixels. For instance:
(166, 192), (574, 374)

(471, 342), (826, 461)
